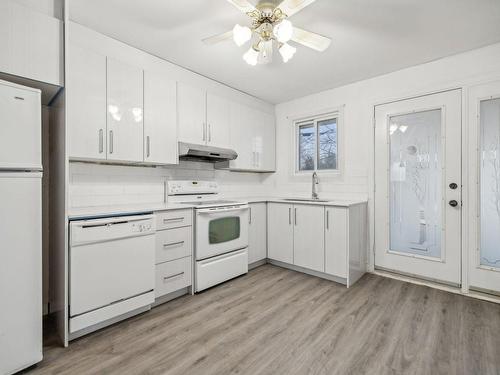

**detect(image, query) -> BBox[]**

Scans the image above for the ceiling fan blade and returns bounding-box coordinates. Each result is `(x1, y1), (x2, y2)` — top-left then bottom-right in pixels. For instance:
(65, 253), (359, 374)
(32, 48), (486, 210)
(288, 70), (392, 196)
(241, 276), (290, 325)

(202, 30), (233, 45)
(226, 0), (256, 14)
(291, 27), (331, 52)
(276, 0), (317, 17)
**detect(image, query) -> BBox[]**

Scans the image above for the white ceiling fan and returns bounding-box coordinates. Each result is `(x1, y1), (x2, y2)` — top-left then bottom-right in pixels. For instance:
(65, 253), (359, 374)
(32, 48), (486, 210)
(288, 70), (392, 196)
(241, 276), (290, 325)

(203, 0), (331, 66)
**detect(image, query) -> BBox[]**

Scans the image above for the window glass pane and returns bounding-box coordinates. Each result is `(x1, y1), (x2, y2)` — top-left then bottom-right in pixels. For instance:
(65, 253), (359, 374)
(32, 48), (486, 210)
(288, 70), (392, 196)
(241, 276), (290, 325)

(298, 124), (315, 171)
(389, 109), (442, 259)
(480, 98), (500, 268)
(209, 217), (240, 244)
(318, 118), (337, 170)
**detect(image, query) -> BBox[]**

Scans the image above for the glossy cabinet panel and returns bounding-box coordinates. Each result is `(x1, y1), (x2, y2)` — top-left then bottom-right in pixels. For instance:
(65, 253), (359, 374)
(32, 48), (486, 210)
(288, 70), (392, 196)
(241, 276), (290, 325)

(325, 207), (348, 278)
(267, 203), (294, 263)
(177, 82), (206, 145)
(144, 71), (177, 164)
(293, 205), (325, 272)
(67, 44), (107, 160)
(248, 203), (267, 264)
(206, 92), (230, 148)
(106, 58), (144, 162)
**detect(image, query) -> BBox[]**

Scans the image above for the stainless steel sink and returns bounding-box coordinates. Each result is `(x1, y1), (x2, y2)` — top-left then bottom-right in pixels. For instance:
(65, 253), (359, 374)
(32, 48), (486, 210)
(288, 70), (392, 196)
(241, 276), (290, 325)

(282, 198), (331, 203)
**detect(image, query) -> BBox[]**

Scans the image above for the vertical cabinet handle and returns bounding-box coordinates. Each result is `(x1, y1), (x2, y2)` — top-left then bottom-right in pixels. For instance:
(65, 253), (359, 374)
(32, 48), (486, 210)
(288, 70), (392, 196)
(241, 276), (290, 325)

(326, 210), (329, 230)
(208, 124), (212, 142)
(109, 130), (114, 154)
(288, 207), (291, 225)
(202, 122), (206, 141)
(249, 207), (252, 224)
(146, 135), (151, 158)
(98, 129), (103, 153)
(294, 208), (297, 226)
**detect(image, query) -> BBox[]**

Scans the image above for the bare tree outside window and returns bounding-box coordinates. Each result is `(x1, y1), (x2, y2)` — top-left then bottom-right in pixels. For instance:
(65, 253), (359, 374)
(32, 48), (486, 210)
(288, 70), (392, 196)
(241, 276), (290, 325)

(297, 116), (338, 172)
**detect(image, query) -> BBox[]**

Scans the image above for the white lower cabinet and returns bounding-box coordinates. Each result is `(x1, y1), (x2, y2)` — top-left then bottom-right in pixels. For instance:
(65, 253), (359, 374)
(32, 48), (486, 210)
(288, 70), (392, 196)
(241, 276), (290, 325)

(248, 203), (267, 264)
(293, 205), (325, 272)
(268, 202), (367, 287)
(154, 209), (193, 299)
(267, 203), (294, 263)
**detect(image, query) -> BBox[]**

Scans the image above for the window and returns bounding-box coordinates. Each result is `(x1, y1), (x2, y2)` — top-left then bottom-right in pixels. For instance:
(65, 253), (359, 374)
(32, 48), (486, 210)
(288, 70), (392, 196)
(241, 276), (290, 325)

(296, 114), (339, 172)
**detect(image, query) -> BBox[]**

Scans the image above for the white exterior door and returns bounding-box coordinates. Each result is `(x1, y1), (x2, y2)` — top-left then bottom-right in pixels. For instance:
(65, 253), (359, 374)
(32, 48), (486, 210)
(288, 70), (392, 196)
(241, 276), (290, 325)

(468, 81), (500, 294)
(374, 90), (462, 285)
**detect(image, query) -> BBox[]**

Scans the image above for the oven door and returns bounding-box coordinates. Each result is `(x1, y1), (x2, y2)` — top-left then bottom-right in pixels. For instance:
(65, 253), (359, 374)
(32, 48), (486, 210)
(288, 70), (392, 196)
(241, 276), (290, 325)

(195, 205), (249, 260)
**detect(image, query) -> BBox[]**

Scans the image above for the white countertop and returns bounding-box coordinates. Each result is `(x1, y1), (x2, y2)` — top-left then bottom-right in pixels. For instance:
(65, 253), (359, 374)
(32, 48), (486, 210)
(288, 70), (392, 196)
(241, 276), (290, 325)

(68, 197), (368, 220)
(68, 202), (194, 220)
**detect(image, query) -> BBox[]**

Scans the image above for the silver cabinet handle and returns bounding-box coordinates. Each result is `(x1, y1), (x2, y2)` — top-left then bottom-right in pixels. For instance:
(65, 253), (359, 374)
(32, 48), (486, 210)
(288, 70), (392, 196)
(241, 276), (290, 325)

(163, 217), (185, 223)
(294, 208), (297, 226)
(202, 122), (206, 141)
(109, 130), (114, 154)
(288, 207), (291, 225)
(146, 135), (151, 158)
(208, 124), (212, 142)
(326, 210), (329, 230)
(249, 207), (252, 224)
(163, 272), (184, 281)
(98, 129), (103, 153)
(163, 241), (184, 248)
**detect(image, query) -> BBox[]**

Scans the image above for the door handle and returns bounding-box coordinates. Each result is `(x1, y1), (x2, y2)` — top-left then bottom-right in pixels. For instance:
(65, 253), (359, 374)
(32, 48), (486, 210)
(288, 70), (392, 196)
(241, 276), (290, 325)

(326, 210), (329, 230)
(294, 208), (297, 226)
(449, 183), (458, 190)
(288, 207), (291, 225)
(249, 207), (252, 224)
(109, 130), (114, 154)
(449, 200), (459, 207)
(98, 129), (103, 153)
(146, 135), (151, 158)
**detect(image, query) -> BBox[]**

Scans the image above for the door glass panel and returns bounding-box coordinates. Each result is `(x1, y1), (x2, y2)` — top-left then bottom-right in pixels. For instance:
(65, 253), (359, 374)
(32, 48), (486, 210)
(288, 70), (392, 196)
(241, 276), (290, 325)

(209, 217), (240, 244)
(389, 109), (442, 258)
(298, 123), (315, 171)
(480, 98), (500, 268)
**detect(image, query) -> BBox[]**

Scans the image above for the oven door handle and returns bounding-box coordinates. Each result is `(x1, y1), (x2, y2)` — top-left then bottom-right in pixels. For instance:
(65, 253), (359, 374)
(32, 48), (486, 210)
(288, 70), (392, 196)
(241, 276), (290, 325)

(197, 206), (249, 215)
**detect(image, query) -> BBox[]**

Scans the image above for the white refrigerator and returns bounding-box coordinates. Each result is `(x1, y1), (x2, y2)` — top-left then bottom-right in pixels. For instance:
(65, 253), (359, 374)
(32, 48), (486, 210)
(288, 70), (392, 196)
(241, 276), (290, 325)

(0, 80), (43, 374)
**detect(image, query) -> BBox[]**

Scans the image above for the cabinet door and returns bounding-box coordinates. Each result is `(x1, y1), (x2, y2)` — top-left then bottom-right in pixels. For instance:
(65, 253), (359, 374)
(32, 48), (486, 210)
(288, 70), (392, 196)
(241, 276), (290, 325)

(255, 111), (276, 171)
(143, 70), (177, 164)
(293, 205), (325, 272)
(177, 82), (206, 145)
(106, 57), (144, 162)
(248, 203), (267, 264)
(229, 102), (254, 170)
(67, 44), (106, 160)
(325, 207), (348, 278)
(206, 92), (230, 148)
(267, 203), (293, 263)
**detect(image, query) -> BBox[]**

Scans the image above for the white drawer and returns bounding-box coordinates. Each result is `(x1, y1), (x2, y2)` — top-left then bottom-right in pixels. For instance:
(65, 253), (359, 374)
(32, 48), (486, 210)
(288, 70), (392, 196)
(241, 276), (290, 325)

(155, 226), (192, 264)
(156, 209), (192, 230)
(155, 257), (192, 298)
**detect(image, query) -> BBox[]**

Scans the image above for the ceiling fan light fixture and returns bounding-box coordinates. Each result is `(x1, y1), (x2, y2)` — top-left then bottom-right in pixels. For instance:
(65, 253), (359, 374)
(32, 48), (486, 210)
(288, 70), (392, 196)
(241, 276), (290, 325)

(243, 46), (259, 66)
(273, 19), (293, 43)
(279, 42), (296, 63)
(232, 24), (252, 46)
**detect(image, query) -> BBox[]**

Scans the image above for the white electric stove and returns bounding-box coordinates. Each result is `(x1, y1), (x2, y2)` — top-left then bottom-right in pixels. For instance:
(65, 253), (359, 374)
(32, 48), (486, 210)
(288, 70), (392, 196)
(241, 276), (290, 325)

(167, 181), (249, 292)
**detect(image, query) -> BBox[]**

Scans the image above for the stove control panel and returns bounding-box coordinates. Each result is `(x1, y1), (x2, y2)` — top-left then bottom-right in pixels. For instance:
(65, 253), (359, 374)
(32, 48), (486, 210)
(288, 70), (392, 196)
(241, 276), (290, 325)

(167, 180), (219, 196)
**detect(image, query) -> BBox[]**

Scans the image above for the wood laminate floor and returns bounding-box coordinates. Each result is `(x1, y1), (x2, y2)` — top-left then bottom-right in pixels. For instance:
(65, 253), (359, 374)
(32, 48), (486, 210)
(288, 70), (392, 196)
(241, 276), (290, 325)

(26, 265), (500, 375)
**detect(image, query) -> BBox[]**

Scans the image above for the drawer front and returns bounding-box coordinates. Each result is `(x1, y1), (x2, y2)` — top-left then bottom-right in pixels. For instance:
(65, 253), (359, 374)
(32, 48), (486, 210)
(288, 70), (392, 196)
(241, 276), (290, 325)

(156, 209), (192, 230)
(155, 257), (192, 298)
(155, 226), (192, 263)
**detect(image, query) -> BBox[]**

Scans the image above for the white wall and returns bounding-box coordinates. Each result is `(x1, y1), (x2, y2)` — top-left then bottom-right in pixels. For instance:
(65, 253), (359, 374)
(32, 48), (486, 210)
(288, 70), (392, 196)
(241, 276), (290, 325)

(273, 42), (500, 267)
(11, 0), (63, 19)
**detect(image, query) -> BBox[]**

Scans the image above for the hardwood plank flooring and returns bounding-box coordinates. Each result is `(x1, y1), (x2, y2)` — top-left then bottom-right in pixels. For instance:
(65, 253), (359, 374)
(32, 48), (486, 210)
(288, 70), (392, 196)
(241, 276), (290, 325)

(26, 265), (500, 375)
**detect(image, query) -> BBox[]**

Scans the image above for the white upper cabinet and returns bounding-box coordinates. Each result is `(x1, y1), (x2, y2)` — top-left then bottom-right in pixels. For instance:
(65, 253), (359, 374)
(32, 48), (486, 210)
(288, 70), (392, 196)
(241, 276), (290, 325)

(293, 205), (325, 272)
(143, 70), (177, 165)
(229, 104), (276, 172)
(206, 93), (230, 149)
(67, 44), (107, 160)
(106, 58), (144, 162)
(267, 203), (294, 264)
(177, 82), (206, 145)
(0, 1), (63, 86)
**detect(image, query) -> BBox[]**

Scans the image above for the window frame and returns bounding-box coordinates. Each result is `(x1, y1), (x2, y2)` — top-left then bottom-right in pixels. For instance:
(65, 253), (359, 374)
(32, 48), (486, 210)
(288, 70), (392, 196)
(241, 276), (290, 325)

(294, 110), (342, 175)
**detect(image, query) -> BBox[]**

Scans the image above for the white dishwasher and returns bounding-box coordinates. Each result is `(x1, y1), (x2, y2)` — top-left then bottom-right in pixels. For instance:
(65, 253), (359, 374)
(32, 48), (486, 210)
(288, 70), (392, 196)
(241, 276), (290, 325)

(69, 214), (155, 337)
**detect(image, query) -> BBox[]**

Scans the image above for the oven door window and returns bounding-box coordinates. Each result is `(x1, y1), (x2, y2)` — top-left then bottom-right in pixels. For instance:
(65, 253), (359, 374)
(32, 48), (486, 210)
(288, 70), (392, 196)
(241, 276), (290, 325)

(209, 216), (241, 244)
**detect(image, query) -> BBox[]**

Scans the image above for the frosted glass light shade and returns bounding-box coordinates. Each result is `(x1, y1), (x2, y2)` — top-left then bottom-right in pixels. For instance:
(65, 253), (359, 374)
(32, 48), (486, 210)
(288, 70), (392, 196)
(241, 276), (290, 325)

(243, 46), (259, 66)
(273, 19), (293, 43)
(279, 43), (296, 63)
(233, 24), (252, 47)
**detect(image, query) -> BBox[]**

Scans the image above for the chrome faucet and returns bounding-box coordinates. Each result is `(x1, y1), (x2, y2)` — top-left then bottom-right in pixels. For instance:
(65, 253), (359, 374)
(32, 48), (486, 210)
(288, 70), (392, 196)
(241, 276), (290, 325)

(312, 171), (319, 200)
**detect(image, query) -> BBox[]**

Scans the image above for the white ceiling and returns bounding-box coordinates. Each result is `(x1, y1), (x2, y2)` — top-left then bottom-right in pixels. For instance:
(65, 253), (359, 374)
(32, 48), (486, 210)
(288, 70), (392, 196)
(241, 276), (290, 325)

(70, 0), (500, 104)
